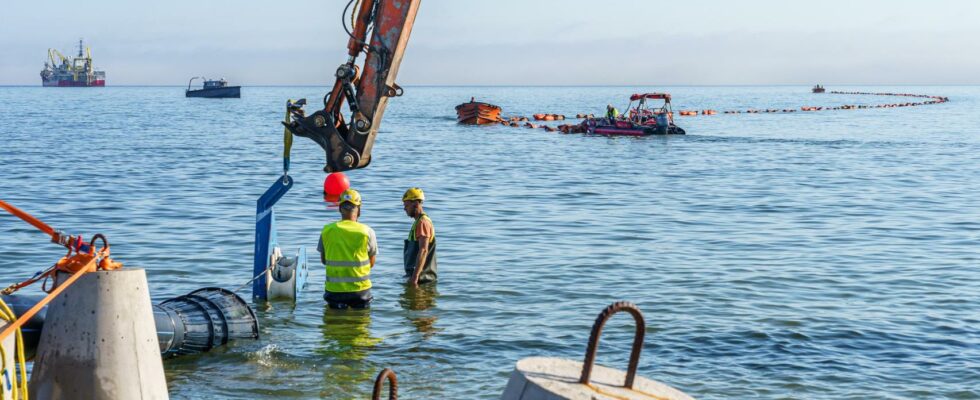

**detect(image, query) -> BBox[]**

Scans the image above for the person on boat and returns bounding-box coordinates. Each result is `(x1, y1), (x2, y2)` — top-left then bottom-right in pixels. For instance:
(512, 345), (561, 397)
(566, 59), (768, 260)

(606, 104), (619, 120)
(403, 187), (437, 286)
(318, 188), (378, 309)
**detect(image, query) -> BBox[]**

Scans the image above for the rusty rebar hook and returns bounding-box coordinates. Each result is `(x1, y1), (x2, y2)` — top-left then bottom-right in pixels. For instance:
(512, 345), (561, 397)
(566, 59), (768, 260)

(579, 301), (646, 389)
(90, 233), (109, 253)
(371, 368), (398, 400)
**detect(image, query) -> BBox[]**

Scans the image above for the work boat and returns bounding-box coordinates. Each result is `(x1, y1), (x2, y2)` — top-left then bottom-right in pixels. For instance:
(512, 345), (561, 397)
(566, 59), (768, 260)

(185, 77), (241, 98)
(587, 93), (686, 136)
(455, 97), (502, 124)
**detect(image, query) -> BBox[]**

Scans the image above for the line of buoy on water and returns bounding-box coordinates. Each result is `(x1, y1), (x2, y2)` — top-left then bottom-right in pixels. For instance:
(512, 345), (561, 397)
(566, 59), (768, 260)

(497, 118), (587, 134)
(498, 120), (588, 134)
(830, 90), (950, 101)
(500, 113), (597, 123)
(532, 113), (566, 121)
(482, 89), (949, 136)
(715, 91), (948, 114)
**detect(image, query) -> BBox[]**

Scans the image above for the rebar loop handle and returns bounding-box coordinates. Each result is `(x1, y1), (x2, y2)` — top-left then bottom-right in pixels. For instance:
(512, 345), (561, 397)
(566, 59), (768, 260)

(579, 301), (646, 389)
(372, 368), (398, 400)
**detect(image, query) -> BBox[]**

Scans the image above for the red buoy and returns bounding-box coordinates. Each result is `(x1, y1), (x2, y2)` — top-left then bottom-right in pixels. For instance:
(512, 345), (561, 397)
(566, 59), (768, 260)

(323, 172), (350, 197)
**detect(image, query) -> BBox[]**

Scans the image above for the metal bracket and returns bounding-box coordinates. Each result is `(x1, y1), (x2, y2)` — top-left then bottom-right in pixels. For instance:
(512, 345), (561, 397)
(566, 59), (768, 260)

(283, 107), (362, 172)
(384, 83), (404, 98)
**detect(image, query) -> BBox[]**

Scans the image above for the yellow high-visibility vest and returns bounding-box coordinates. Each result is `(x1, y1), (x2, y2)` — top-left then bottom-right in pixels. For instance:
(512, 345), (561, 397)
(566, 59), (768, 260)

(321, 220), (372, 293)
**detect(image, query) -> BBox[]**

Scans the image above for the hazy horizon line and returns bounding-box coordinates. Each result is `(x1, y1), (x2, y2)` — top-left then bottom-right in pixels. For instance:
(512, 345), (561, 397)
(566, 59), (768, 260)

(2, 83), (978, 88)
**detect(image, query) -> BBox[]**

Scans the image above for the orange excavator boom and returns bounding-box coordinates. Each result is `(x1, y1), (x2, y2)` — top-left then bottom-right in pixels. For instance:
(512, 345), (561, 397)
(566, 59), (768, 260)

(285, 0), (421, 172)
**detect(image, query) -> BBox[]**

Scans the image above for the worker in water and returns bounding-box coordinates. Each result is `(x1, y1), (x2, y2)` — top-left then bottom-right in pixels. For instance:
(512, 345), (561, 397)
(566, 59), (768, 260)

(606, 104), (619, 120)
(403, 187), (437, 286)
(318, 188), (378, 309)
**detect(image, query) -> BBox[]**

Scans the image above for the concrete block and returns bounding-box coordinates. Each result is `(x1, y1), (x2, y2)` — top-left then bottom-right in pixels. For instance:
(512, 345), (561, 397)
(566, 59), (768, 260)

(501, 357), (694, 400)
(28, 269), (168, 400)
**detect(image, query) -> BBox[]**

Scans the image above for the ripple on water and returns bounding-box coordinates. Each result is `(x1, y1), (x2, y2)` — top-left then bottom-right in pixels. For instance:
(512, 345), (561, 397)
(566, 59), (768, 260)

(1, 86), (979, 399)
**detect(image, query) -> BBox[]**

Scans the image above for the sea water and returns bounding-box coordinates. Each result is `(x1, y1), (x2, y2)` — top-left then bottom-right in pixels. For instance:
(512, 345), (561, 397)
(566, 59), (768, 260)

(0, 86), (977, 399)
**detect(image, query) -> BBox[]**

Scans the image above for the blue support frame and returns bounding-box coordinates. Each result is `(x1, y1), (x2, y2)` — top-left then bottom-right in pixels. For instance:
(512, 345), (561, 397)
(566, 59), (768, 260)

(252, 175), (293, 300)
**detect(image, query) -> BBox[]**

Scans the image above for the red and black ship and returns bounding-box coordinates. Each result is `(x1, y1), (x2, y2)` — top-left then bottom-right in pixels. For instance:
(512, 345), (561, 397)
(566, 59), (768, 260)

(40, 39), (106, 87)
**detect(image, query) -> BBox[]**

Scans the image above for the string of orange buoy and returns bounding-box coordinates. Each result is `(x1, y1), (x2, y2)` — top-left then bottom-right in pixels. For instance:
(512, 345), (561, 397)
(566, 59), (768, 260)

(498, 114), (588, 133)
(706, 90), (947, 116)
(490, 90), (949, 134)
(532, 113), (567, 121)
(501, 91), (947, 124)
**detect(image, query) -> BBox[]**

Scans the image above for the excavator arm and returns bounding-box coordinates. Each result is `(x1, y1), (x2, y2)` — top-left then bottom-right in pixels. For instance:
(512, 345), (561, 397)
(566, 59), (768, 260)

(284, 0), (421, 172)
(252, 0), (419, 299)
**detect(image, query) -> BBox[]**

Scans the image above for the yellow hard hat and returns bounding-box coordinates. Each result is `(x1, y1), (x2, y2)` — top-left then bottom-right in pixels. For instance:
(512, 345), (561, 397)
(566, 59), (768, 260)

(338, 188), (362, 206)
(402, 187), (425, 202)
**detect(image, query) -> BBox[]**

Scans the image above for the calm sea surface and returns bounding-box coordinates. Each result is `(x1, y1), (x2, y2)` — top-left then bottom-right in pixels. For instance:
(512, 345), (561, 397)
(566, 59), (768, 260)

(0, 86), (978, 399)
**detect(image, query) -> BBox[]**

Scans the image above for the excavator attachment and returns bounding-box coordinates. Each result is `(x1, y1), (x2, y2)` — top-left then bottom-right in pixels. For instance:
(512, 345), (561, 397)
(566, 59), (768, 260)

(284, 0), (421, 172)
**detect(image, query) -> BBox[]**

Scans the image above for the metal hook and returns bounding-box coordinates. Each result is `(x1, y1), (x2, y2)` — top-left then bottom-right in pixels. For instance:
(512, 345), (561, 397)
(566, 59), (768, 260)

(371, 368), (397, 400)
(90, 233), (109, 254)
(579, 301), (646, 389)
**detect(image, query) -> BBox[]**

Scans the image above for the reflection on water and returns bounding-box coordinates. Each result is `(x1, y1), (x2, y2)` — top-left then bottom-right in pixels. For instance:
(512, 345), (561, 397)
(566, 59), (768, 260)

(399, 283), (438, 311)
(399, 283), (439, 338)
(318, 308), (382, 396)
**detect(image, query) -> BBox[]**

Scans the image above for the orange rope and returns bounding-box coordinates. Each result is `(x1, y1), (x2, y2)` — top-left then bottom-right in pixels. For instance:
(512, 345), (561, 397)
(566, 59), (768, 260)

(0, 200), (55, 237)
(0, 258), (96, 342)
(0, 199), (122, 344)
(1, 265), (55, 295)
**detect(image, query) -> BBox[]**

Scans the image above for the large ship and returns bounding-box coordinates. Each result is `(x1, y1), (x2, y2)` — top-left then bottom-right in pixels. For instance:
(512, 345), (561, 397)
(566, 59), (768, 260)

(40, 39), (106, 87)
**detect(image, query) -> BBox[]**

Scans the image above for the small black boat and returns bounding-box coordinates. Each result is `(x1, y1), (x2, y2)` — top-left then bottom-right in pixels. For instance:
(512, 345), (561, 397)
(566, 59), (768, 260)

(185, 77), (240, 98)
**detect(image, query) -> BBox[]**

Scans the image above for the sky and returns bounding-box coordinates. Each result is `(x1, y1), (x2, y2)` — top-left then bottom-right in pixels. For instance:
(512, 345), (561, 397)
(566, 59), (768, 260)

(1, 0), (979, 85)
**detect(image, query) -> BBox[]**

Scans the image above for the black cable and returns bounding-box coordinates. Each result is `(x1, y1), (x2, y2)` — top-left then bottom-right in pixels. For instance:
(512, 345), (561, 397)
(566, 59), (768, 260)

(342, 0), (375, 55)
(342, 0), (357, 41)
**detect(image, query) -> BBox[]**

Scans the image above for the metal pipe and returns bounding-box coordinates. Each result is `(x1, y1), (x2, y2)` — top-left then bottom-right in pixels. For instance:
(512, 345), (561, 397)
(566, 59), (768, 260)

(2, 287), (258, 359)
